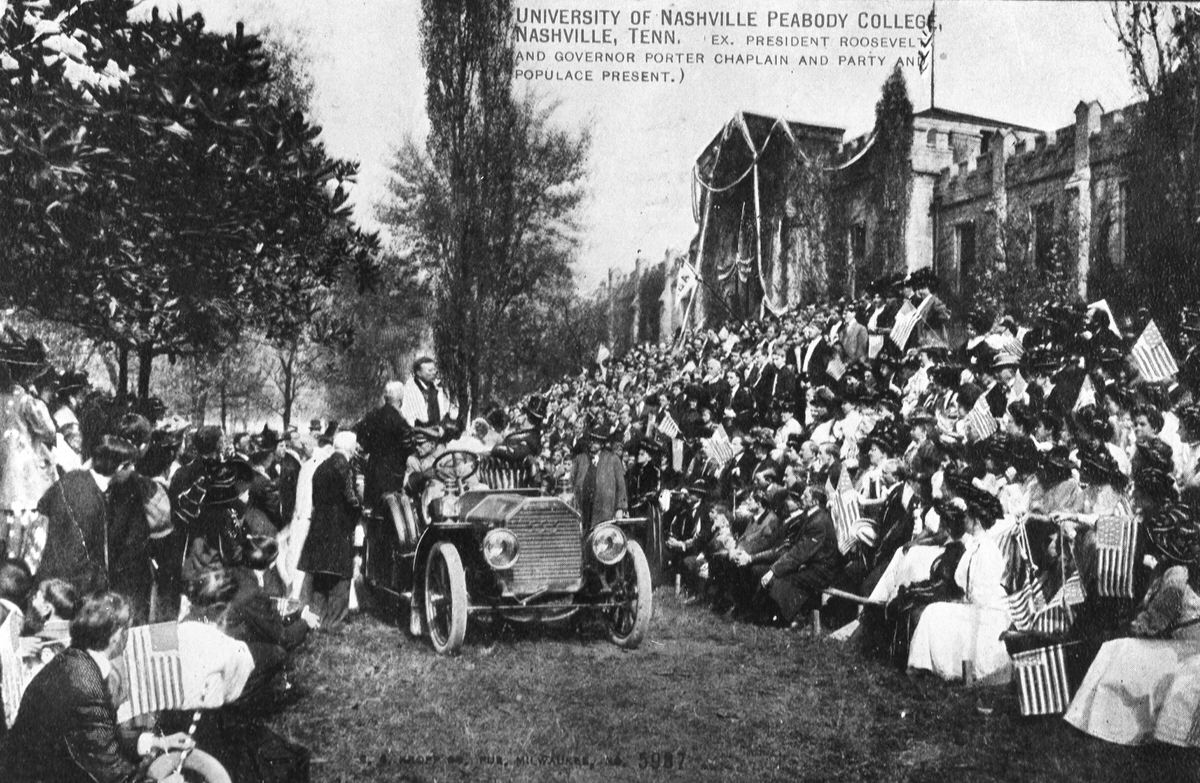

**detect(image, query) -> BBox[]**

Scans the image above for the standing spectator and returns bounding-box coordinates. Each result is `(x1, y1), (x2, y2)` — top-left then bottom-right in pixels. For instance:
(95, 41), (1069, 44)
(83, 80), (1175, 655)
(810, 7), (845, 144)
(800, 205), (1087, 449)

(838, 302), (869, 368)
(356, 380), (416, 509)
(401, 357), (457, 438)
(36, 436), (139, 600)
(0, 362), (56, 566)
(299, 431), (362, 631)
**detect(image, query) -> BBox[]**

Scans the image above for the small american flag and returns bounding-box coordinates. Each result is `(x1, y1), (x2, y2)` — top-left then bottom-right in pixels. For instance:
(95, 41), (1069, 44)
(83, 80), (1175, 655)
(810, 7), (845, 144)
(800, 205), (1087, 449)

(1096, 515), (1138, 598)
(1131, 320), (1178, 382)
(825, 466), (860, 554)
(658, 412), (681, 439)
(1007, 572), (1047, 631)
(121, 622), (185, 718)
(1013, 643), (1075, 716)
(888, 299), (918, 349)
(965, 392), (998, 440)
(703, 424), (735, 466)
(826, 355), (847, 381)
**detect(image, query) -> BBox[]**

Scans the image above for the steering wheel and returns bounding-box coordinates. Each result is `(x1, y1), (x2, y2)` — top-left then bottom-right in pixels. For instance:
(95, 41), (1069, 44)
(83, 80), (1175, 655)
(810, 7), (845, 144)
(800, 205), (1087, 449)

(429, 449), (480, 485)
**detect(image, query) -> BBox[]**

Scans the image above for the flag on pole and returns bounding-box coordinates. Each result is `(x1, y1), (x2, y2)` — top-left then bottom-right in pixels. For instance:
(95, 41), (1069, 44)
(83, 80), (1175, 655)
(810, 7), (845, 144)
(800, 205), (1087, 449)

(120, 622), (185, 718)
(658, 412), (681, 439)
(1096, 515), (1138, 598)
(826, 355), (847, 382)
(1131, 320), (1178, 382)
(702, 424), (735, 467)
(1073, 375), (1097, 412)
(1007, 572), (1048, 631)
(596, 344), (611, 365)
(888, 300), (918, 349)
(1013, 644), (1074, 716)
(919, 4), (936, 74)
(825, 466), (860, 554)
(964, 392), (998, 440)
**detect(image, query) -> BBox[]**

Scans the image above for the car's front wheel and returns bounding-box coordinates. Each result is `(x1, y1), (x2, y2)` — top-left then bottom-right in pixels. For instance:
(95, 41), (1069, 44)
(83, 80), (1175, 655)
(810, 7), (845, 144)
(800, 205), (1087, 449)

(606, 540), (652, 649)
(424, 542), (468, 654)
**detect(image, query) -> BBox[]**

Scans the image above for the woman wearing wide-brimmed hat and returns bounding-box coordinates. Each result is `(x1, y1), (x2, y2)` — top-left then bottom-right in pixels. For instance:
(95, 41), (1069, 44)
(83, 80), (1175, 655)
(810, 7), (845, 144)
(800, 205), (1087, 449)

(1065, 501), (1200, 745)
(907, 487), (1012, 683)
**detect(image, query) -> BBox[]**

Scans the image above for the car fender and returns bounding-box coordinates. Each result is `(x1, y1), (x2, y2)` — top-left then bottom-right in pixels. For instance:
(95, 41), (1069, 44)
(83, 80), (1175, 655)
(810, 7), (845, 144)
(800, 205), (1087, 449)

(410, 524), (479, 616)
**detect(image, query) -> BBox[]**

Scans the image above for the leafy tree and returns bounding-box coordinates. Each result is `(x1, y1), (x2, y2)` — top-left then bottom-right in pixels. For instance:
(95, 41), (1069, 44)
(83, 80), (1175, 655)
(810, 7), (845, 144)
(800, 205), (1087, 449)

(868, 64), (914, 280)
(1, 2), (372, 402)
(1111, 3), (1200, 322)
(378, 0), (589, 420)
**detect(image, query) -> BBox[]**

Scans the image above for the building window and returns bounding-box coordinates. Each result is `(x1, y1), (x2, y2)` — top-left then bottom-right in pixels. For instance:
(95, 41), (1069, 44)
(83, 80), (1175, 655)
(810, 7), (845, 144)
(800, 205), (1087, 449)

(1033, 201), (1055, 270)
(955, 222), (976, 283)
(850, 222), (866, 269)
(926, 128), (938, 147)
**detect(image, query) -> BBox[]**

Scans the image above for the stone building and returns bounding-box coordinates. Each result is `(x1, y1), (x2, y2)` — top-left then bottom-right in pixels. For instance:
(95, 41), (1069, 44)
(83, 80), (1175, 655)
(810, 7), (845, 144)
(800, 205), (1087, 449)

(598, 98), (1135, 341)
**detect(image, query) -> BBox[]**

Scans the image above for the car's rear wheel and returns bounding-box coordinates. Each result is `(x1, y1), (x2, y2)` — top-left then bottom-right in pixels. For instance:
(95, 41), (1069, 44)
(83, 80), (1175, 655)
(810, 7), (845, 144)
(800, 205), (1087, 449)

(606, 540), (652, 649)
(425, 541), (467, 654)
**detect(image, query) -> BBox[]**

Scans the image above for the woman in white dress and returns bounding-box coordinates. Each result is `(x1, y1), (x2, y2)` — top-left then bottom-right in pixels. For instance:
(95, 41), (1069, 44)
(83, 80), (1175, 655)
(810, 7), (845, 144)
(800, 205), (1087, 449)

(1064, 502), (1200, 744)
(908, 486), (1012, 682)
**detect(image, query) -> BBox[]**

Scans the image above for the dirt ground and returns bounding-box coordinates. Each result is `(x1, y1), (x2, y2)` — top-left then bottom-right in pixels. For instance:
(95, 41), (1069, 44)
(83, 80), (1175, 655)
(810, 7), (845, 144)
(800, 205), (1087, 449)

(268, 589), (1200, 783)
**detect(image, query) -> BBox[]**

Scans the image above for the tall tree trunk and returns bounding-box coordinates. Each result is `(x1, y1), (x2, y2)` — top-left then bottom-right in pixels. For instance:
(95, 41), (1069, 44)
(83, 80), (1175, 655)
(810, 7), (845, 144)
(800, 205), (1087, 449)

(136, 343), (153, 401)
(116, 345), (129, 401)
(220, 380), (228, 430)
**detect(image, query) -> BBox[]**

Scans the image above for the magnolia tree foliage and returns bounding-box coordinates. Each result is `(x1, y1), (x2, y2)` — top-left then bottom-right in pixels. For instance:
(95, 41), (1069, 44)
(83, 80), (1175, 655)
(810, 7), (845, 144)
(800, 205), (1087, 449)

(378, 0), (589, 418)
(0, 0), (376, 401)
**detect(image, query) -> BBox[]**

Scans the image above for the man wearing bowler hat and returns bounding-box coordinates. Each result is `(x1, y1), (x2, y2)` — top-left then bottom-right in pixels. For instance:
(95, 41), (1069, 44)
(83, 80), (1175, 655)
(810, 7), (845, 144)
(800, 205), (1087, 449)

(570, 421), (628, 529)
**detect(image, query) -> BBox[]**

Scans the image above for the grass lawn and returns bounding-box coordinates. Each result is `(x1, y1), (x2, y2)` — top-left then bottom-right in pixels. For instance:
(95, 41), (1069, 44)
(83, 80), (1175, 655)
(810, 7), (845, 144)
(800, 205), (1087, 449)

(268, 588), (1200, 782)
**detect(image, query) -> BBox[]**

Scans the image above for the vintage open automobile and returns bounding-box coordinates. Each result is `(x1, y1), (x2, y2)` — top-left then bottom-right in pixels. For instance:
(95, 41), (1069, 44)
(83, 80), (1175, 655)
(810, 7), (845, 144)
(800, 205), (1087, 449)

(361, 449), (653, 655)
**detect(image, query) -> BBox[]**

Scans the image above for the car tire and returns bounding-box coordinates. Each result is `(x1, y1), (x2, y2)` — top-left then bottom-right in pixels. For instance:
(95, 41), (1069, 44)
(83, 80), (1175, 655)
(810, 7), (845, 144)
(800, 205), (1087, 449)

(608, 540), (652, 649)
(424, 541), (468, 654)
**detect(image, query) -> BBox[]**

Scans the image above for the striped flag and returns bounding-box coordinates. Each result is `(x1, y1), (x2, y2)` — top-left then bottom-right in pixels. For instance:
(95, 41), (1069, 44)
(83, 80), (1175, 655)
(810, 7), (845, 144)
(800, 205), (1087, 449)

(702, 424), (735, 467)
(120, 622), (185, 718)
(1131, 320), (1178, 382)
(965, 392), (998, 440)
(658, 412), (681, 439)
(1007, 572), (1047, 631)
(1013, 644), (1074, 716)
(825, 466), (860, 554)
(826, 355), (847, 381)
(888, 300), (919, 350)
(1073, 375), (1096, 413)
(1096, 515), (1138, 598)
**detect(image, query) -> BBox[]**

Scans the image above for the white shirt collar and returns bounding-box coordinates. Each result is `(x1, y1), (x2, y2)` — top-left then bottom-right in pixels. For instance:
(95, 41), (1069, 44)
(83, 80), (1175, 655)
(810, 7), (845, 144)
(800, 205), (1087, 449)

(89, 470), (112, 492)
(86, 648), (113, 680)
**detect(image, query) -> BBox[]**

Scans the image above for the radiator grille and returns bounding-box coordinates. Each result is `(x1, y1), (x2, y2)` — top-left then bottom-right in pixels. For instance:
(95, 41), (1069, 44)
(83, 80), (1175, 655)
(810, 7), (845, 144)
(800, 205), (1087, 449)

(507, 501), (582, 592)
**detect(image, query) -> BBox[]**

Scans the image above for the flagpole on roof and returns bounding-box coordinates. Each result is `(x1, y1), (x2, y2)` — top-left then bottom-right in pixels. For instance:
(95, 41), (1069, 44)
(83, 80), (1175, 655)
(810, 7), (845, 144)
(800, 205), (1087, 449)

(930, 3), (936, 109)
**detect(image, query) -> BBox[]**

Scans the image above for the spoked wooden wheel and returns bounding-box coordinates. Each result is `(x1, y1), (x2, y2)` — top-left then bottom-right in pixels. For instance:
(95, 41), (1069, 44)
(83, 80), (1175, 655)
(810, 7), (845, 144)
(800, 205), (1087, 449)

(606, 540), (652, 649)
(424, 541), (467, 654)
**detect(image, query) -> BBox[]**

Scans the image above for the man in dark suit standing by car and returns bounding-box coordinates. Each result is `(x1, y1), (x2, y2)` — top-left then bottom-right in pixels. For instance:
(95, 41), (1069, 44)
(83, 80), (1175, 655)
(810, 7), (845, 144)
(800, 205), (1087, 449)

(356, 380), (415, 509)
(299, 431), (362, 631)
(571, 422), (627, 529)
(0, 592), (193, 783)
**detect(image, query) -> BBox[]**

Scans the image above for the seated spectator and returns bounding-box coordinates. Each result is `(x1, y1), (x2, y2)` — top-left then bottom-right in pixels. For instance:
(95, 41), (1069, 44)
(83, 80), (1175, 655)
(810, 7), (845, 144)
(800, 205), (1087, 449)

(755, 482), (840, 631)
(907, 489), (1011, 682)
(26, 577), (78, 644)
(1065, 501), (1200, 744)
(0, 592), (194, 782)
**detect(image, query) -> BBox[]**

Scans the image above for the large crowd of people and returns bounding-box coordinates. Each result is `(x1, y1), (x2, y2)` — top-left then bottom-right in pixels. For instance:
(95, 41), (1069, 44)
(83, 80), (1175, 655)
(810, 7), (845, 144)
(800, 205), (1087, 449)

(0, 264), (1199, 780)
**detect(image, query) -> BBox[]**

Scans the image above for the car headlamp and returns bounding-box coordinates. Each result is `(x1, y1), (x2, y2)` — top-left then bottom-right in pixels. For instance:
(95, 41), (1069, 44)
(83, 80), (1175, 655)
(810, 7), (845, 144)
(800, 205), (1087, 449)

(590, 524), (627, 566)
(482, 528), (519, 570)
